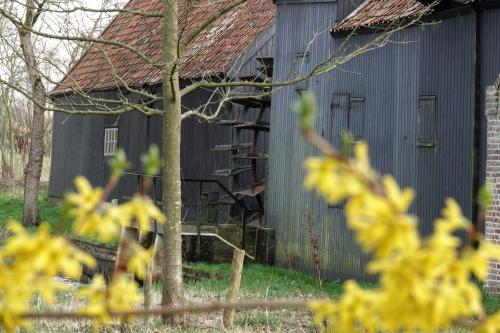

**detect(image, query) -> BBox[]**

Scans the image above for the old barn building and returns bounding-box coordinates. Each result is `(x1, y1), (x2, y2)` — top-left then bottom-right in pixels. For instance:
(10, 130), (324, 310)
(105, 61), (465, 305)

(50, 0), (500, 281)
(49, 0), (276, 259)
(267, 0), (500, 280)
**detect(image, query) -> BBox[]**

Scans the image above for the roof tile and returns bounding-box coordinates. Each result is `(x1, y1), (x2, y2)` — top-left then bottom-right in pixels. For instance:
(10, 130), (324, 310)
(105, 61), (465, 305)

(333, 0), (428, 32)
(53, 0), (275, 95)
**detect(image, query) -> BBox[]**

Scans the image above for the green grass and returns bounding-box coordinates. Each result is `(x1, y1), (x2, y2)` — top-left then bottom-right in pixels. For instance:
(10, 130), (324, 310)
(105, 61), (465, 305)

(0, 192), (64, 231)
(1, 191), (499, 318)
(483, 289), (500, 314)
(184, 262), (500, 315)
(0, 192), (114, 246)
(186, 262), (370, 299)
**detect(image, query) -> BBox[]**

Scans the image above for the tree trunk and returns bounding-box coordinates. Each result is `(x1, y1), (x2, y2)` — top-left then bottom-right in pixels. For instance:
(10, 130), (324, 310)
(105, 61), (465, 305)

(19, 3), (46, 227)
(161, 0), (183, 323)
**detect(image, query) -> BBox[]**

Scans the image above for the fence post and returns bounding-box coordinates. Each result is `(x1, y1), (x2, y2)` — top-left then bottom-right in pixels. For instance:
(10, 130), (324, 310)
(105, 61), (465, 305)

(223, 249), (245, 328)
(143, 233), (159, 322)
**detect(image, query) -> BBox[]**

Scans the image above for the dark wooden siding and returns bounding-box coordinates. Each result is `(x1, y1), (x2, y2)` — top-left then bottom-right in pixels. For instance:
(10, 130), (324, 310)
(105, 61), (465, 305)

(49, 88), (232, 202)
(49, 90), (120, 198)
(269, 0), (478, 280)
(48, 25), (276, 221)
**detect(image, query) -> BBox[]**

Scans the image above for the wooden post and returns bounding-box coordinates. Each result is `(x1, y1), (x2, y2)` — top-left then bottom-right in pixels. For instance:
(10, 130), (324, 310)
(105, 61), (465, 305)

(196, 182), (203, 260)
(223, 249), (245, 328)
(143, 234), (159, 323)
(144, 263), (153, 309)
(114, 227), (136, 274)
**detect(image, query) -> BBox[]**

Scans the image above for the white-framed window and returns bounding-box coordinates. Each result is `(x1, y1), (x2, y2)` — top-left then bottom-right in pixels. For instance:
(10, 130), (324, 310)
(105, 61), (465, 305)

(104, 127), (118, 157)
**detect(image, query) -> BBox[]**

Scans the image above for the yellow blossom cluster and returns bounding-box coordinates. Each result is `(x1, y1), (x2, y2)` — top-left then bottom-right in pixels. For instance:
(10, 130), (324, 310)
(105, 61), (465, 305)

(0, 222), (95, 332)
(65, 175), (164, 325)
(68, 176), (165, 242)
(78, 274), (142, 326)
(306, 142), (500, 332)
(0, 168), (165, 332)
(127, 243), (156, 280)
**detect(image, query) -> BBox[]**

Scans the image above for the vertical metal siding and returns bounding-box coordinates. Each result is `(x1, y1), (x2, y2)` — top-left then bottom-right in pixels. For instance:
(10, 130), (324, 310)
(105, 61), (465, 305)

(269, 1), (476, 280)
(415, 15), (475, 234)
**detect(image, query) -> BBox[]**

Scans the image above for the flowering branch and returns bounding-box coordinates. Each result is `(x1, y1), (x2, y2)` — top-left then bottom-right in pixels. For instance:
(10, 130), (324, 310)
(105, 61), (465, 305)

(296, 92), (500, 333)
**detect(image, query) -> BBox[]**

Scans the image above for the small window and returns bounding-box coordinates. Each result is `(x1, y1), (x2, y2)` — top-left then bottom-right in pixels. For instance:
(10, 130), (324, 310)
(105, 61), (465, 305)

(104, 127), (118, 157)
(417, 96), (436, 147)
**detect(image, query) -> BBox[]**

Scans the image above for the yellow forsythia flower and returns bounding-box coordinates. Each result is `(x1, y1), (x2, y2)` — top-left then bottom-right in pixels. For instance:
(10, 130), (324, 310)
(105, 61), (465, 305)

(120, 195), (166, 233)
(0, 221), (95, 333)
(78, 274), (142, 326)
(127, 244), (155, 280)
(78, 275), (112, 325)
(67, 177), (165, 242)
(304, 140), (500, 332)
(477, 312), (500, 333)
(108, 274), (143, 313)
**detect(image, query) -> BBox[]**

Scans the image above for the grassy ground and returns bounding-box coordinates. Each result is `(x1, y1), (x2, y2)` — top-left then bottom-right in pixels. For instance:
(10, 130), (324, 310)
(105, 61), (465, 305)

(1, 190), (499, 331)
(0, 191), (68, 235)
(26, 263), (500, 332)
(185, 262), (357, 298)
(26, 263), (346, 333)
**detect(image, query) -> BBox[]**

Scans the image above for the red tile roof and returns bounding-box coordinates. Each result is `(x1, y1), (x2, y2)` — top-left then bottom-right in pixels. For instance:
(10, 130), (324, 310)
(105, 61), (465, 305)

(52, 0), (275, 95)
(333, 0), (429, 32)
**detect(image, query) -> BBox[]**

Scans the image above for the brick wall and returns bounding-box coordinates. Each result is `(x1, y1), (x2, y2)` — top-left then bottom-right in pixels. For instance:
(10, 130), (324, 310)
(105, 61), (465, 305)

(485, 75), (500, 294)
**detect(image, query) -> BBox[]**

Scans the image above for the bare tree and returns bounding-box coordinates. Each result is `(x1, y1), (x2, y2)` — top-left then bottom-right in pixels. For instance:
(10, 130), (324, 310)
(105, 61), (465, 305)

(17, 0), (48, 226)
(0, 0), (122, 222)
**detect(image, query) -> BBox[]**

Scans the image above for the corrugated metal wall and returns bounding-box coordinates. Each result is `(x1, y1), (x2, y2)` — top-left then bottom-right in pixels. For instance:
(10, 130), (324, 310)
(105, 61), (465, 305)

(268, 0), (478, 280)
(414, 16), (476, 234)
